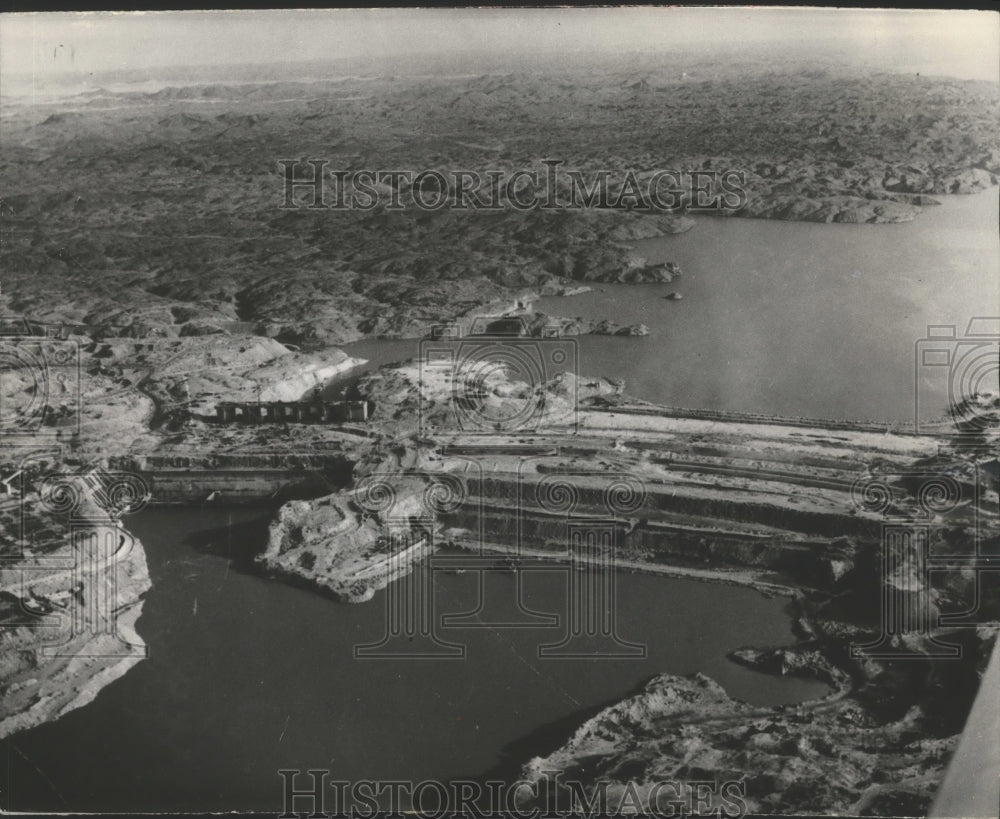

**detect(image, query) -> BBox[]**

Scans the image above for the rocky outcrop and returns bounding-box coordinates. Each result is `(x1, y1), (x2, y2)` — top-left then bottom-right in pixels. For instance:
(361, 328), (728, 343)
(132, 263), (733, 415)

(257, 463), (469, 602)
(740, 194), (921, 223)
(728, 645), (851, 690)
(510, 311), (651, 337)
(0, 485), (150, 740)
(573, 260), (682, 284)
(518, 670), (961, 817)
(258, 492), (400, 603)
(0, 600), (148, 740)
(883, 165), (995, 195)
(92, 335), (365, 421)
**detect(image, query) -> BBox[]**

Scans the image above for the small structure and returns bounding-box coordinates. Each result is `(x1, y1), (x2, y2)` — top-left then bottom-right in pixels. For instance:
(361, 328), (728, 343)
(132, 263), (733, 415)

(468, 314), (531, 337)
(430, 323), (462, 340)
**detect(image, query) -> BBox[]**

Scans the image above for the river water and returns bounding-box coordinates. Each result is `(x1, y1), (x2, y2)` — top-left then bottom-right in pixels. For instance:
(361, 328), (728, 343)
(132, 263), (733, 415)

(2, 507), (825, 812)
(2, 193), (995, 812)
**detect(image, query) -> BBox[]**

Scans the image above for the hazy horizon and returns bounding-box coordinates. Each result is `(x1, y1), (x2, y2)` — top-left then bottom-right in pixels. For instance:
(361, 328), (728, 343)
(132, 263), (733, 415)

(2, 8), (998, 88)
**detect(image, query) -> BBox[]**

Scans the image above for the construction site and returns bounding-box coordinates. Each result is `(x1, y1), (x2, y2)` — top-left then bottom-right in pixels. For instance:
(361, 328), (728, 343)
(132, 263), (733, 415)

(2, 323), (997, 815)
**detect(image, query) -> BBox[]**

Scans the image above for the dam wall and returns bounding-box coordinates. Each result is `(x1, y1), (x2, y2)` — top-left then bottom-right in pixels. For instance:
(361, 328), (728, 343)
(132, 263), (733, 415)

(446, 504), (857, 589)
(587, 404), (949, 435)
(467, 477), (880, 540)
(107, 453), (355, 504)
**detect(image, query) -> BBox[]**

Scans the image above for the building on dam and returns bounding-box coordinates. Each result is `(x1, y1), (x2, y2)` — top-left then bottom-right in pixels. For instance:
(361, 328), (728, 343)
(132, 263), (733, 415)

(214, 400), (371, 424)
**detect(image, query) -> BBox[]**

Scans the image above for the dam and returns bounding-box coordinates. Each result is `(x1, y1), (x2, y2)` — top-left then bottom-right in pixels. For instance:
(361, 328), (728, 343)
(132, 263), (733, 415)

(107, 451), (356, 503)
(101, 381), (984, 613)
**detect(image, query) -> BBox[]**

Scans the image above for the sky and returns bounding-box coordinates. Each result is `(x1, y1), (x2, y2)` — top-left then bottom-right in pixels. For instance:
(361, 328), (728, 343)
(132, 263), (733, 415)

(1, 8), (998, 83)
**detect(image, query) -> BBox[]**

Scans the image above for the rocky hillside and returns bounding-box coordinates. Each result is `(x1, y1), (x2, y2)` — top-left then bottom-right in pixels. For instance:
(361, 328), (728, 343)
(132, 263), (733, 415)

(2, 62), (996, 344)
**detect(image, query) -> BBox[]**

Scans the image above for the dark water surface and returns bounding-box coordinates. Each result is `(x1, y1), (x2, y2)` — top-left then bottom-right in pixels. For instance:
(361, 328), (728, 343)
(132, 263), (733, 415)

(1, 507), (825, 812)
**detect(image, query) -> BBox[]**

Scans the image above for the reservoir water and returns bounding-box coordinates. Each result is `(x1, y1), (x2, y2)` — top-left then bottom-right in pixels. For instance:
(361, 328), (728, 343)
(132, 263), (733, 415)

(2, 193), (995, 811)
(335, 191), (1000, 422)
